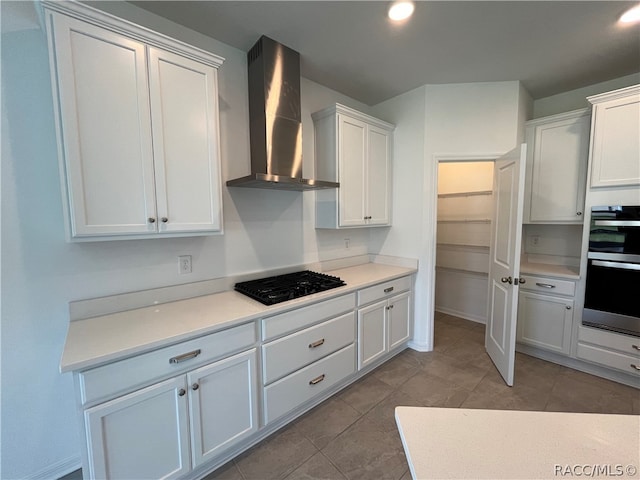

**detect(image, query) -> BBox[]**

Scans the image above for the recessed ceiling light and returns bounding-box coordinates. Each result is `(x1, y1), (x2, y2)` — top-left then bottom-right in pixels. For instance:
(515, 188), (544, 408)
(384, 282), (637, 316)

(620, 4), (640, 23)
(388, 1), (415, 22)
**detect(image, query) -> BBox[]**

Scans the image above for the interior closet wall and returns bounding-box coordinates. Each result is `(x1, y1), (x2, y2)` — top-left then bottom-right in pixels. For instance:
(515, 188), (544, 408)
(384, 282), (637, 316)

(435, 161), (494, 323)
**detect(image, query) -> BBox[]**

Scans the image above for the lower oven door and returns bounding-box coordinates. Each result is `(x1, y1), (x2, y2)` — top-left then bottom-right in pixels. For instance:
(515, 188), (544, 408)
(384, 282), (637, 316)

(583, 257), (640, 337)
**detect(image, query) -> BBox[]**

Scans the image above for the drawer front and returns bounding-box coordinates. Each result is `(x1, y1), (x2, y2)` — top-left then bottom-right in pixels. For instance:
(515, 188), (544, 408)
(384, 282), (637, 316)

(262, 293), (355, 341)
(357, 276), (411, 306)
(79, 322), (257, 405)
(577, 343), (640, 377)
(519, 275), (575, 297)
(262, 312), (356, 384)
(578, 326), (640, 356)
(263, 344), (356, 424)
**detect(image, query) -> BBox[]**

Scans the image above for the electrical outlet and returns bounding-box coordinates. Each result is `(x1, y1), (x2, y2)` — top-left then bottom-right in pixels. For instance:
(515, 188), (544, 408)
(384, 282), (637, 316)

(178, 255), (192, 274)
(344, 238), (350, 249)
(531, 235), (540, 246)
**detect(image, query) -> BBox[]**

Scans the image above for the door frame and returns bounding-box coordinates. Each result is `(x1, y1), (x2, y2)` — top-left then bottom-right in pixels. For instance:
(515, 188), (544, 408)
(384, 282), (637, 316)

(423, 153), (505, 350)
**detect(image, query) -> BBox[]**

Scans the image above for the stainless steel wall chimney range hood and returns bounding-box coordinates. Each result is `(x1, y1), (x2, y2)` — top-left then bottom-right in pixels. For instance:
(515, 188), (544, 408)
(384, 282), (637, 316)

(226, 36), (339, 191)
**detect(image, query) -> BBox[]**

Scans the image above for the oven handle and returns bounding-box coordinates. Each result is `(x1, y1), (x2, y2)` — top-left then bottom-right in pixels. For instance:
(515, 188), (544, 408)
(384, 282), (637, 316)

(591, 260), (640, 271)
(594, 220), (640, 227)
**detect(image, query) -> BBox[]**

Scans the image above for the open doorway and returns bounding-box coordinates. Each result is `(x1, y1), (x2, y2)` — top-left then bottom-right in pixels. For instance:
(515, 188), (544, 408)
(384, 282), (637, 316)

(433, 158), (495, 351)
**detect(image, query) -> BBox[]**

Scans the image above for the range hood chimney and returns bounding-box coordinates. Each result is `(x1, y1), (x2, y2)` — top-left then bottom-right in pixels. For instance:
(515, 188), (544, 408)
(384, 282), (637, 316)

(226, 36), (339, 191)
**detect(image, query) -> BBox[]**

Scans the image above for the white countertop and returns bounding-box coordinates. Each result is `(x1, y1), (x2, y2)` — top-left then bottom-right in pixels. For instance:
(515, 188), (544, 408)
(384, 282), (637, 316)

(395, 407), (640, 480)
(60, 262), (416, 373)
(520, 262), (580, 279)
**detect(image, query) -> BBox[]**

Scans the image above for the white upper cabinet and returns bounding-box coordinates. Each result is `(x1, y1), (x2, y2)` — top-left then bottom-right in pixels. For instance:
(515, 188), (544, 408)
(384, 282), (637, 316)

(313, 104), (394, 229)
(43, 3), (224, 240)
(587, 85), (640, 188)
(523, 109), (590, 224)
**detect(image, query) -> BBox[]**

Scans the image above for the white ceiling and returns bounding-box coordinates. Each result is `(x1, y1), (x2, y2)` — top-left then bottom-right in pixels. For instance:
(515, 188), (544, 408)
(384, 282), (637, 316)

(132, 1), (638, 105)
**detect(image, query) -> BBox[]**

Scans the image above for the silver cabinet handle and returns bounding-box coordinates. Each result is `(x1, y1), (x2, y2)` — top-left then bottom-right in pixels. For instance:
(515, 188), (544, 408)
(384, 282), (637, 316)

(384, 287), (394, 293)
(566, 306), (572, 310)
(518, 278), (526, 285)
(535, 283), (555, 289)
(161, 217), (168, 223)
(386, 304), (394, 310)
(148, 217), (156, 223)
(309, 374), (325, 385)
(577, 212), (582, 216)
(169, 349), (201, 364)
(632, 345), (640, 351)
(178, 388), (186, 397)
(501, 276), (513, 284)
(364, 216), (372, 220)
(631, 364), (640, 371)
(191, 383), (199, 391)
(309, 339), (325, 349)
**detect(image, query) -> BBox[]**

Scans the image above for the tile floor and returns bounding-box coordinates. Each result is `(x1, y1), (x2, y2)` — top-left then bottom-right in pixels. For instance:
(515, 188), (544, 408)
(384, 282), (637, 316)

(61, 313), (639, 480)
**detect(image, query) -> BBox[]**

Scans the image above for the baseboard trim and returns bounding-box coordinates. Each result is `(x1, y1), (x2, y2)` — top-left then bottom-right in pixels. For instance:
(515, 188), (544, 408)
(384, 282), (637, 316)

(435, 306), (486, 324)
(25, 455), (81, 480)
(408, 340), (432, 352)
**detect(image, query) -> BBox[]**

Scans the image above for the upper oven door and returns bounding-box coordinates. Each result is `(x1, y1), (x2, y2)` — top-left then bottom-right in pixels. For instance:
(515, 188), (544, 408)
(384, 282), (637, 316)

(589, 206), (640, 255)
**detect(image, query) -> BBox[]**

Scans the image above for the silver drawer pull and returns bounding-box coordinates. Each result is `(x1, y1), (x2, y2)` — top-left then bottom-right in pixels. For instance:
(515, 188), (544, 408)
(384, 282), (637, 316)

(631, 364), (640, 371)
(632, 345), (640, 351)
(309, 339), (325, 349)
(384, 287), (394, 293)
(169, 349), (201, 364)
(309, 374), (325, 385)
(535, 283), (556, 289)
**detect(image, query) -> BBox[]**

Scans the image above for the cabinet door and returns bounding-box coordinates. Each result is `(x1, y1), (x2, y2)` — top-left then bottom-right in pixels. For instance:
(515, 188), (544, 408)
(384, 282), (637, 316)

(49, 13), (157, 237)
(516, 291), (573, 355)
(338, 115), (367, 227)
(148, 48), (223, 233)
(528, 115), (590, 223)
(590, 93), (640, 188)
(84, 376), (190, 480)
(366, 125), (391, 225)
(388, 292), (411, 350)
(187, 349), (258, 467)
(358, 300), (387, 369)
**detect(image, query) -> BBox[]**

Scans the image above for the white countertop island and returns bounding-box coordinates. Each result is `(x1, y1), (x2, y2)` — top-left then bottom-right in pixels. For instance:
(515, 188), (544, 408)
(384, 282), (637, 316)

(395, 407), (640, 480)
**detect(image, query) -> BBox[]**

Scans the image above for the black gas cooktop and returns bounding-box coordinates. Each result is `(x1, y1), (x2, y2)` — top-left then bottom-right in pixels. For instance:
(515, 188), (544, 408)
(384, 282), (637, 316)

(234, 270), (346, 305)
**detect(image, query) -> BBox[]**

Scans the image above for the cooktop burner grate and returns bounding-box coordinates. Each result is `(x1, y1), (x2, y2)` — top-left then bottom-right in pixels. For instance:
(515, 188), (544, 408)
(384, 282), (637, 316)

(234, 270), (346, 305)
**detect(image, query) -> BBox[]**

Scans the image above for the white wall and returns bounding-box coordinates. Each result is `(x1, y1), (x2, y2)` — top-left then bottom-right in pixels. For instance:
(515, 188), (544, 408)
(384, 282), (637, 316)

(0, 3), (372, 478)
(372, 81), (529, 350)
(533, 72), (640, 118)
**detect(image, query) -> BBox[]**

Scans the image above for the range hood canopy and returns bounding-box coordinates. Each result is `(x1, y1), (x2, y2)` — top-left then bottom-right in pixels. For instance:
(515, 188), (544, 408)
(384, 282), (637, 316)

(226, 35), (338, 191)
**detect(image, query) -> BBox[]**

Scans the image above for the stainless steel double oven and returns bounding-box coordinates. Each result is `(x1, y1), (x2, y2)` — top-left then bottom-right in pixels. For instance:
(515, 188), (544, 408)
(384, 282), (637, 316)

(583, 206), (640, 337)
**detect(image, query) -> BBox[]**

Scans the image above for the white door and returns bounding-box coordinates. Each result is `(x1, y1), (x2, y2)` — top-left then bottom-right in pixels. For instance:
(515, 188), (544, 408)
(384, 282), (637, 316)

(388, 292), (411, 350)
(84, 377), (190, 479)
(358, 300), (387, 368)
(187, 349), (258, 467)
(485, 145), (526, 386)
(366, 125), (391, 225)
(338, 115), (367, 226)
(148, 47), (223, 233)
(50, 14), (157, 237)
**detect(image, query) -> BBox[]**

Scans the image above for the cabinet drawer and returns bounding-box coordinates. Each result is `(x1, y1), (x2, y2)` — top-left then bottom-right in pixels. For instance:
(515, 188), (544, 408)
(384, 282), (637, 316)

(262, 312), (355, 384)
(358, 276), (411, 306)
(79, 322), (256, 405)
(519, 275), (575, 296)
(263, 344), (356, 424)
(262, 293), (355, 341)
(576, 343), (640, 377)
(578, 326), (640, 356)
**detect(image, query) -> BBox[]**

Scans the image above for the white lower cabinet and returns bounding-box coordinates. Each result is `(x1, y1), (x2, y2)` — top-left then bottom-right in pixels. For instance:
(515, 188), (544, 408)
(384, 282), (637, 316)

(78, 323), (258, 480)
(516, 275), (575, 356)
(577, 326), (640, 378)
(357, 279), (412, 369)
(516, 291), (573, 355)
(85, 376), (190, 480)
